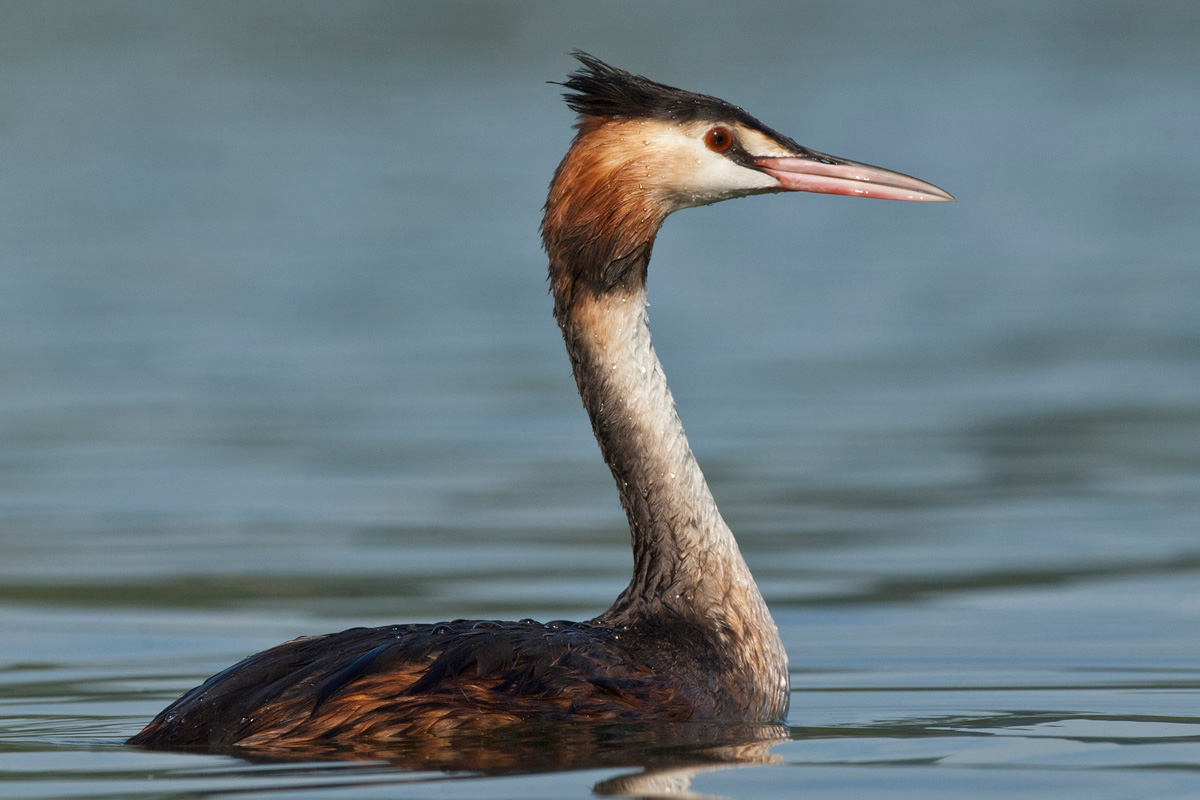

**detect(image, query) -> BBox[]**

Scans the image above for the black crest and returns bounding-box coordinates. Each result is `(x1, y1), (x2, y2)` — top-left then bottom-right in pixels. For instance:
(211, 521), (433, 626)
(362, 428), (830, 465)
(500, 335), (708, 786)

(559, 51), (792, 144)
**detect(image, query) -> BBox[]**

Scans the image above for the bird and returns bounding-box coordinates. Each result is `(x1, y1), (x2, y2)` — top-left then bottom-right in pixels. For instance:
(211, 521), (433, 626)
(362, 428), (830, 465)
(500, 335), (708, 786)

(128, 52), (952, 753)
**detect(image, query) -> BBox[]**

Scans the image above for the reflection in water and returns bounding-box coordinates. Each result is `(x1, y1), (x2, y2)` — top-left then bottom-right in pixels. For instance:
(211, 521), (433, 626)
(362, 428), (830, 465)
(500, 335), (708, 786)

(593, 744), (781, 799)
(176, 722), (787, 798)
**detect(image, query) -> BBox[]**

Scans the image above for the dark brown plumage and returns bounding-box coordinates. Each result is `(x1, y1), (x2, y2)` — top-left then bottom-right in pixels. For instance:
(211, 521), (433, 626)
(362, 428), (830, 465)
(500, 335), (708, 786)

(129, 620), (727, 749)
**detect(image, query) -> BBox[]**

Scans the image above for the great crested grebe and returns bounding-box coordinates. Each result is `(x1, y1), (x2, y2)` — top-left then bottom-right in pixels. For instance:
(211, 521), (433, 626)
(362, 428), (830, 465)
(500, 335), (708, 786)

(129, 53), (952, 752)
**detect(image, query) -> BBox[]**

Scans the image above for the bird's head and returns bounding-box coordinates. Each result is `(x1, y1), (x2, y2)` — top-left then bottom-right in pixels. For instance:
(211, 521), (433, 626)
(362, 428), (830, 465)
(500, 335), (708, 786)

(542, 53), (952, 306)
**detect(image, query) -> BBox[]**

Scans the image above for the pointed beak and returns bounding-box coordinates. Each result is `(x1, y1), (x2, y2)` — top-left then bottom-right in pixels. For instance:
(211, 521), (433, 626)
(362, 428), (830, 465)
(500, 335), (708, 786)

(756, 149), (955, 202)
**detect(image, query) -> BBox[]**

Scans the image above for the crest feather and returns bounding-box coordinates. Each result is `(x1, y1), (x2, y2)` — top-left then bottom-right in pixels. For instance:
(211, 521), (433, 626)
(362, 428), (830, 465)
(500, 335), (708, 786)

(558, 51), (787, 142)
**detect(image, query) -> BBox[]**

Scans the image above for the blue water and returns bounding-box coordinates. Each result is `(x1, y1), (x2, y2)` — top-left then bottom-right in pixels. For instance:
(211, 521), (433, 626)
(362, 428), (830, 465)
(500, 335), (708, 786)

(2, 1), (1200, 798)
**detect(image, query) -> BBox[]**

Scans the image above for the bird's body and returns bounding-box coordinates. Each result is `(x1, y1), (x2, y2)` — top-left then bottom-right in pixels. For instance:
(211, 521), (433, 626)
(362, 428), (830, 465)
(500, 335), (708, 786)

(129, 54), (951, 753)
(129, 620), (735, 749)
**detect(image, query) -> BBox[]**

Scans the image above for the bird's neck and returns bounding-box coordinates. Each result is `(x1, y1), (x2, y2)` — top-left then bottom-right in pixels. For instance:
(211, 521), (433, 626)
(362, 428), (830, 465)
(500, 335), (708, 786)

(554, 286), (749, 616)
(542, 128), (788, 716)
(552, 281), (788, 712)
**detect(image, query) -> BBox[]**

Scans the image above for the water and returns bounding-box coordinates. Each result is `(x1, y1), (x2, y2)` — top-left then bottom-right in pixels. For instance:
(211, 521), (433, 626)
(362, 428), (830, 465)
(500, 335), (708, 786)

(2, 1), (1200, 797)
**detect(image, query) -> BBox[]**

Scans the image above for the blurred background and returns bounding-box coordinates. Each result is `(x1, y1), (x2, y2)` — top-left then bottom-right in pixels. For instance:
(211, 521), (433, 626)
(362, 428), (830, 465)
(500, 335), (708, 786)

(1, 1), (1199, 797)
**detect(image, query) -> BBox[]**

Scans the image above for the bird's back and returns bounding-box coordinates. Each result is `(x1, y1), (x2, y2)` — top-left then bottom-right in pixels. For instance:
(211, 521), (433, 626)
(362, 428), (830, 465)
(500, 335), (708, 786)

(128, 618), (709, 751)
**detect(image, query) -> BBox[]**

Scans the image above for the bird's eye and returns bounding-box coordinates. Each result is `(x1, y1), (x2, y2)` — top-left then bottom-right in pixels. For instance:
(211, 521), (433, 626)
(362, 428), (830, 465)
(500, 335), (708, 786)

(704, 127), (734, 153)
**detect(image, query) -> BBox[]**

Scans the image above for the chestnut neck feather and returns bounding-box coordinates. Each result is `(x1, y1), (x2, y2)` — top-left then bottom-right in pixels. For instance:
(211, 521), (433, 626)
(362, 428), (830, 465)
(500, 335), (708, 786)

(543, 118), (667, 316)
(542, 119), (788, 714)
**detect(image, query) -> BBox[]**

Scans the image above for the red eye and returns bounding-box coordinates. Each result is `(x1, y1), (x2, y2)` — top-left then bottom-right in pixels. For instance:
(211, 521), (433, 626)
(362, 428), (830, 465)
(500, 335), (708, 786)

(704, 127), (733, 153)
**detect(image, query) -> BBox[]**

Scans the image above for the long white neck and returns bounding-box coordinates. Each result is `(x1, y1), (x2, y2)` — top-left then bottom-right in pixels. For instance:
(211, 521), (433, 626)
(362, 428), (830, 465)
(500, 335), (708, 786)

(557, 287), (788, 714)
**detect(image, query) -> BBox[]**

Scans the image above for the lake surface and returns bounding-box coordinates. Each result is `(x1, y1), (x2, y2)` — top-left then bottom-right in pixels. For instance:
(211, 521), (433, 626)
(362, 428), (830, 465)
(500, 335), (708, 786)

(2, 1), (1200, 798)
